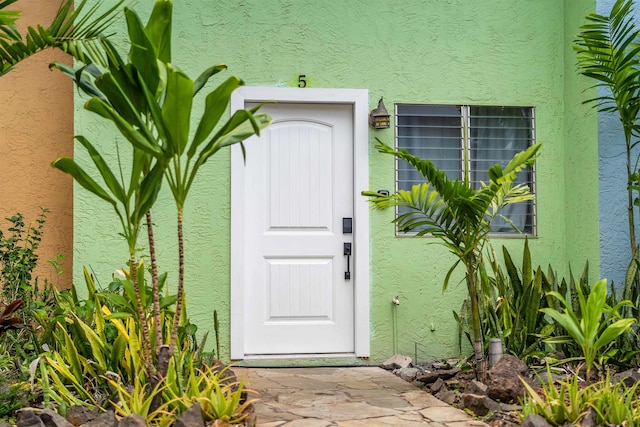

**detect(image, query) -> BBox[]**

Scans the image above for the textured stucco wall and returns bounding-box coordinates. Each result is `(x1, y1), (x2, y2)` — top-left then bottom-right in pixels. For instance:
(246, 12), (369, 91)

(596, 0), (639, 287)
(0, 1), (73, 289)
(74, 0), (599, 362)
(565, 0), (600, 279)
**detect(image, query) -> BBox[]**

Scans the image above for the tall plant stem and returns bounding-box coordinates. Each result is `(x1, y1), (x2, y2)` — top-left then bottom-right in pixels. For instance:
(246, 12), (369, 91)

(147, 211), (166, 412)
(146, 211), (163, 353)
(130, 251), (154, 381)
(466, 261), (484, 380)
(626, 146), (637, 257)
(169, 208), (184, 356)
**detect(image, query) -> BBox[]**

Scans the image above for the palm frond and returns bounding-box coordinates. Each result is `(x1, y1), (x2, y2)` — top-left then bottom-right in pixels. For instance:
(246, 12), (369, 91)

(0, 0), (20, 42)
(0, 0), (124, 76)
(364, 140), (540, 249)
(575, 0), (640, 140)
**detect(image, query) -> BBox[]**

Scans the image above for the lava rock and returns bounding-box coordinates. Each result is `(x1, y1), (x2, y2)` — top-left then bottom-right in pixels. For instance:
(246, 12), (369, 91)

(465, 379), (488, 395)
(579, 408), (597, 427)
(85, 410), (117, 427)
(396, 367), (420, 382)
(521, 414), (553, 427)
(435, 389), (456, 405)
(118, 414), (147, 427)
(416, 367), (459, 384)
(40, 409), (74, 427)
(173, 403), (205, 427)
(415, 371), (439, 384)
(486, 354), (528, 403)
(431, 361), (448, 370)
(381, 354), (412, 370)
(614, 368), (640, 387)
(17, 410), (45, 427)
(66, 406), (99, 426)
(430, 377), (445, 393)
(437, 368), (460, 380)
(461, 393), (500, 416)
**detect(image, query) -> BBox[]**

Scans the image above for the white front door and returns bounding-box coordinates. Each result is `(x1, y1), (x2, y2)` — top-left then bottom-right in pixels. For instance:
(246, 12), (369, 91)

(239, 102), (354, 355)
(230, 87), (370, 360)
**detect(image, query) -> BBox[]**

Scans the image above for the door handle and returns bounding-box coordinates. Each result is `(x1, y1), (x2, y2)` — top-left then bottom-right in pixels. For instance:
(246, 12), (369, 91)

(344, 243), (352, 280)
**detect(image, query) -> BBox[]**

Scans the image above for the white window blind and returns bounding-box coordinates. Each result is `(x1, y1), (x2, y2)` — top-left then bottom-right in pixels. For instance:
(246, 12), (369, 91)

(395, 104), (536, 235)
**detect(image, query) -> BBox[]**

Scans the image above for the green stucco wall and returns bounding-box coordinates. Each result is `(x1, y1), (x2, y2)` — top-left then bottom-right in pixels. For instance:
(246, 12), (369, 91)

(73, 0), (599, 363)
(563, 0), (600, 279)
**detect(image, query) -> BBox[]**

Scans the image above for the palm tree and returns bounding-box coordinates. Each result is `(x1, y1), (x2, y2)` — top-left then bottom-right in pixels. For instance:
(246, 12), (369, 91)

(363, 139), (541, 378)
(574, 0), (640, 258)
(0, 0), (123, 76)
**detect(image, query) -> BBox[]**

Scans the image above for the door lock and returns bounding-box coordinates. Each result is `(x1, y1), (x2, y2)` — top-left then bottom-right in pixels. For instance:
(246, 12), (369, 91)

(344, 243), (352, 280)
(343, 218), (352, 234)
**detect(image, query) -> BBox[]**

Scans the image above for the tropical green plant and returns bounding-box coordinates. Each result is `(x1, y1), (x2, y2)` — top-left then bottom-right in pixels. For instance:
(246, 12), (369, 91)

(0, 360), (36, 422)
(520, 368), (584, 425)
(108, 375), (174, 427)
(35, 263), (205, 408)
(476, 239), (556, 361)
(521, 369), (640, 426)
(0, 209), (61, 360)
(164, 355), (256, 425)
(0, 210), (46, 317)
(587, 371), (640, 426)
(542, 278), (636, 381)
(0, 0), (124, 76)
(363, 139), (541, 377)
(575, 0), (640, 259)
(50, 0), (271, 389)
(605, 264), (640, 367)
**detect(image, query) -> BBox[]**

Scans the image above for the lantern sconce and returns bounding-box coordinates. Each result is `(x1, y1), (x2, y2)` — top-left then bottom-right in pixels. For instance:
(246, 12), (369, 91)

(369, 97), (390, 129)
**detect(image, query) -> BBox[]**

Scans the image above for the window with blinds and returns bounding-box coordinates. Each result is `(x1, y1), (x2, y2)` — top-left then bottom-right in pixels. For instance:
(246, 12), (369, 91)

(395, 104), (536, 235)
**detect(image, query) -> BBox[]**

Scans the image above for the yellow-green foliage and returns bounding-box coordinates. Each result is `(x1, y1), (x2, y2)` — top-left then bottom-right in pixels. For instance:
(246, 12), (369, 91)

(521, 369), (640, 426)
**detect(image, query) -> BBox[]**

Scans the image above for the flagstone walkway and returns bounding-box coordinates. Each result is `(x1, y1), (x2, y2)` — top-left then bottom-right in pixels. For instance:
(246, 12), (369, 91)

(234, 367), (488, 427)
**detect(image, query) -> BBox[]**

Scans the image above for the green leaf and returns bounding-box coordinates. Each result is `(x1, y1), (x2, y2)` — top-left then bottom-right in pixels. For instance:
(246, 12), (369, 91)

(190, 76), (243, 155)
(193, 64), (228, 96)
(75, 135), (126, 204)
(186, 111), (271, 198)
(593, 318), (635, 350)
(71, 314), (107, 370)
(60, 328), (84, 383)
(540, 307), (585, 346)
(134, 162), (164, 223)
(94, 72), (143, 127)
(144, 0), (172, 63)
(50, 61), (105, 100)
(162, 66), (193, 156)
(51, 157), (116, 207)
(111, 334), (128, 369)
(125, 7), (160, 95)
(85, 98), (161, 157)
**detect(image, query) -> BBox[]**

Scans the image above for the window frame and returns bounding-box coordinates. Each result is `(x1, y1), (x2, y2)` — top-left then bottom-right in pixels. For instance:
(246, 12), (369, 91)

(393, 103), (538, 238)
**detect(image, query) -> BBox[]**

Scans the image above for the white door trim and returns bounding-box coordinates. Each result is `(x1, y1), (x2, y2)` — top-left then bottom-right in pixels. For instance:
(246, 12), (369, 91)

(230, 87), (370, 359)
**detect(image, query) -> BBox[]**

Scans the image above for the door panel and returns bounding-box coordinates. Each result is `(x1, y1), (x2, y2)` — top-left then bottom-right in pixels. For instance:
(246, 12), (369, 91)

(241, 103), (354, 355)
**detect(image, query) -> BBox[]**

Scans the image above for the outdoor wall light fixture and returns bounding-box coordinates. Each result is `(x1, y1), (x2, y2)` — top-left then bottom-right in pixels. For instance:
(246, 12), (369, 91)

(369, 97), (390, 129)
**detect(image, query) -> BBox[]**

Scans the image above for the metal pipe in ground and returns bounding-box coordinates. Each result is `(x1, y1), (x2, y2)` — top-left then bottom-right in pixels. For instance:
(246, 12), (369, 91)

(488, 338), (503, 368)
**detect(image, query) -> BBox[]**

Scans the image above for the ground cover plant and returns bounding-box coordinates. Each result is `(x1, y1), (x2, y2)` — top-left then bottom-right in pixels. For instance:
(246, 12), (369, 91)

(472, 239), (558, 362)
(521, 369), (640, 426)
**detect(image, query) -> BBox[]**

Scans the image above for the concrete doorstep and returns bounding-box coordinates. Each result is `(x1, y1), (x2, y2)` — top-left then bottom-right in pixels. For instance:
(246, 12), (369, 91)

(234, 367), (488, 427)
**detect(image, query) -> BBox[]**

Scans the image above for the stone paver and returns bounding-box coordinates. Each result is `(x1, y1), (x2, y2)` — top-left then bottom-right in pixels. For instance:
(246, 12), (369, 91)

(234, 367), (488, 426)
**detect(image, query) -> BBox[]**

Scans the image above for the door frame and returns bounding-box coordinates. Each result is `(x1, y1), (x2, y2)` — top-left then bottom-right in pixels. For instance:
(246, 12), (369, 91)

(230, 87), (370, 359)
